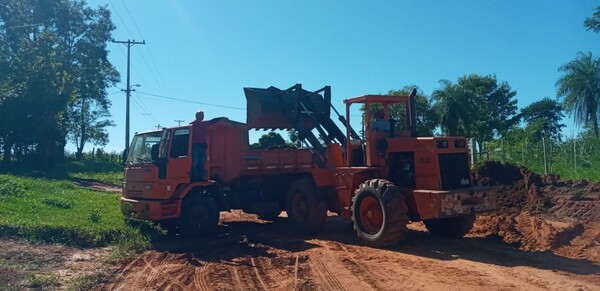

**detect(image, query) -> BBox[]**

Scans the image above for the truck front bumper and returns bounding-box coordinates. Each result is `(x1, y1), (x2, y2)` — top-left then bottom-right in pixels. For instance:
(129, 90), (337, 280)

(413, 187), (497, 220)
(121, 197), (181, 221)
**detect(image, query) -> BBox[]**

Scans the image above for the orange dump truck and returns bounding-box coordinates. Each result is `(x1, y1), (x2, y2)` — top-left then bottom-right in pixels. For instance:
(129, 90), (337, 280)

(122, 84), (496, 246)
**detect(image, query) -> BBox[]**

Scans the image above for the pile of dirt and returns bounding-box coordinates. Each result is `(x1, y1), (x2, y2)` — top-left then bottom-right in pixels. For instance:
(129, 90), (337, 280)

(471, 161), (600, 257)
(472, 161), (600, 222)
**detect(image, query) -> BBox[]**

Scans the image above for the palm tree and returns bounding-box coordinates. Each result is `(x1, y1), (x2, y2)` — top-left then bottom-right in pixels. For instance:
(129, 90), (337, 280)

(556, 51), (600, 137)
(431, 80), (472, 136)
(584, 5), (600, 32)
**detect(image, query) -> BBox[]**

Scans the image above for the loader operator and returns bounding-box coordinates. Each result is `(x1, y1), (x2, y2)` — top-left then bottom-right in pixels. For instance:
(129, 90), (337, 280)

(373, 110), (390, 132)
(190, 110), (208, 181)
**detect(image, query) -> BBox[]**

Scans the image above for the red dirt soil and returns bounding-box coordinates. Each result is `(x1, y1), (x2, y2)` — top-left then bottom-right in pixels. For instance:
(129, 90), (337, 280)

(101, 162), (600, 290)
(471, 161), (600, 257)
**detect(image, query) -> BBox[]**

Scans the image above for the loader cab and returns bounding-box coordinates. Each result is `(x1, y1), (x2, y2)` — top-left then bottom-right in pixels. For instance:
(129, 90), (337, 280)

(343, 92), (415, 168)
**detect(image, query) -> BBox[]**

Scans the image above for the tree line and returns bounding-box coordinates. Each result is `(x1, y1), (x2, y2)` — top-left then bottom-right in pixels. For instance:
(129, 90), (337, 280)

(0, 0), (118, 170)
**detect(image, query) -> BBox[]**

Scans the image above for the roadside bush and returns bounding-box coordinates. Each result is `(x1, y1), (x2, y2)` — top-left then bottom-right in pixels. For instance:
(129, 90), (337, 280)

(0, 176), (25, 197)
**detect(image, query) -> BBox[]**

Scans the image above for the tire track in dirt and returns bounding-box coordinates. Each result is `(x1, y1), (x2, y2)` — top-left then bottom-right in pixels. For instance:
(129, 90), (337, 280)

(260, 257), (293, 288)
(231, 265), (245, 291)
(231, 257), (264, 290)
(250, 257), (269, 290)
(331, 242), (397, 289)
(192, 260), (212, 291)
(308, 244), (373, 291)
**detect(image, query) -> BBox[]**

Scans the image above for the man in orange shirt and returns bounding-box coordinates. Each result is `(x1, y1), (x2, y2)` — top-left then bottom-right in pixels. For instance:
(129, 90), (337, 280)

(190, 110), (208, 181)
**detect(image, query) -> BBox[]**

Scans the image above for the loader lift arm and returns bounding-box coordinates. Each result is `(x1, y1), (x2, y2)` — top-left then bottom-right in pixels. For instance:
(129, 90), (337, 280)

(244, 84), (359, 168)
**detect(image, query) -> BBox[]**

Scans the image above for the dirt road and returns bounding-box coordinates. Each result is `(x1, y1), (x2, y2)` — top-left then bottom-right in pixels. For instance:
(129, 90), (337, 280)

(103, 211), (600, 291)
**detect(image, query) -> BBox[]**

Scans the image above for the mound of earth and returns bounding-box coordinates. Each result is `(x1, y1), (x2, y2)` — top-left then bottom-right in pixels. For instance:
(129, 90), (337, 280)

(470, 161), (600, 262)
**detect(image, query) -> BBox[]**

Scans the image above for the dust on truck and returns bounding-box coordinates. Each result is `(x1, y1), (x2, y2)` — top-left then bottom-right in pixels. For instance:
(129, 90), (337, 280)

(121, 84), (496, 246)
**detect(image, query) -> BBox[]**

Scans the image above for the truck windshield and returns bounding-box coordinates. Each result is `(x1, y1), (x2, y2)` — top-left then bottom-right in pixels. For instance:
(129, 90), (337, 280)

(127, 131), (162, 164)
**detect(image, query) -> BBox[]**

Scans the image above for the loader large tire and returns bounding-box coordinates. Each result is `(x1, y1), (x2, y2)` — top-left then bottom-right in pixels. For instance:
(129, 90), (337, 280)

(177, 195), (220, 236)
(423, 213), (476, 238)
(286, 178), (327, 234)
(352, 179), (409, 247)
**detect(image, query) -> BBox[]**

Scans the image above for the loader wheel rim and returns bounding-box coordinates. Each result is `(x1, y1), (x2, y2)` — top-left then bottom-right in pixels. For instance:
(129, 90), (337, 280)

(359, 195), (383, 234)
(291, 191), (308, 222)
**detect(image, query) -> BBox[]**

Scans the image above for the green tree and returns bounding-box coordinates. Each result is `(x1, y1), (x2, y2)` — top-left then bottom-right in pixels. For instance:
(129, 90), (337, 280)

(257, 132), (287, 149)
(457, 74), (518, 145)
(69, 100), (115, 159)
(388, 86), (439, 136)
(0, 0), (119, 167)
(520, 97), (565, 142)
(556, 51), (600, 137)
(584, 5), (600, 32)
(431, 79), (473, 136)
(64, 1), (119, 159)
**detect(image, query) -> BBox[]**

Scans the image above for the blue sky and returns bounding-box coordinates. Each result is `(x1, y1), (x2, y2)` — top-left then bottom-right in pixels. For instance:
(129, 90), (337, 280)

(83, 0), (600, 152)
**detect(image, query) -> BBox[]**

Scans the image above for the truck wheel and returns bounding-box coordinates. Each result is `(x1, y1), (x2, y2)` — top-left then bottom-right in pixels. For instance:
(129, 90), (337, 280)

(423, 214), (476, 238)
(286, 179), (327, 234)
(177, 195), (220, 236)
(352, 179), (409, 247)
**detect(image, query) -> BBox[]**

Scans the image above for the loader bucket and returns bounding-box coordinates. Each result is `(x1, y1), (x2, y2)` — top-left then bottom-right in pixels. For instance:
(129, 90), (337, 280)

(244, 86), (296, 130)
(244, 85), (331, 130)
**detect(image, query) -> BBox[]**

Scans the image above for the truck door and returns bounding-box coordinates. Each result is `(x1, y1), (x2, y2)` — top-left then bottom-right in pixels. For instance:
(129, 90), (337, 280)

(166, 128), (192, 182)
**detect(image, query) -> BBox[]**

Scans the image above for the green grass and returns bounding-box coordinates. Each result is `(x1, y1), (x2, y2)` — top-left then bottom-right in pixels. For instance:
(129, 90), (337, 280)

(1, 158), (124, 186)
(0, 174), (159, 250)
(480, 135), (600, 181)
(65, 158), (124, 185)
(67, 272), (110, 291)
(26, 273), (60, 289)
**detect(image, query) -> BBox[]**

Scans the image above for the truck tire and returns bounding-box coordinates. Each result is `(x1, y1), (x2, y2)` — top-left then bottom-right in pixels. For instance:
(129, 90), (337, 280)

(352, 179), (409, 247)
(423, 213), (476, 238)
(177, 195), (220, 236)
(285, 178), (327, 234)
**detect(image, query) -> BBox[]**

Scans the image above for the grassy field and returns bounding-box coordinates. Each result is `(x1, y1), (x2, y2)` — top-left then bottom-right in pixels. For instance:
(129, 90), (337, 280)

(481, 135), (600, 181)
(0, 174), (158, 253)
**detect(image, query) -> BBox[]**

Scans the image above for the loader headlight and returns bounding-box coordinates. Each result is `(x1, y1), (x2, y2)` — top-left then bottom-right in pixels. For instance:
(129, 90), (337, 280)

(436, 140), (449, 148)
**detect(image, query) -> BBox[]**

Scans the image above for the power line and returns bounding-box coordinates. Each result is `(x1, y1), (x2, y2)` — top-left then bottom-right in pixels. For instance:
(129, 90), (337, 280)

(131, 96), (157, 124)
(119, 0), (165, 87)
(132, 92), (154, 116)
(136, 91), (246, 110)
(132, 94), (159, 124)
(108, 0), (133, 37)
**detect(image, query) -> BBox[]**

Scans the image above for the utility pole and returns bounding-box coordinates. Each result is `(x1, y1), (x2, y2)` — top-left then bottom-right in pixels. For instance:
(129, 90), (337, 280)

(174, 119), (184, 126)
(155, 124), (162, 129)
(112, 39), (145, 149)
